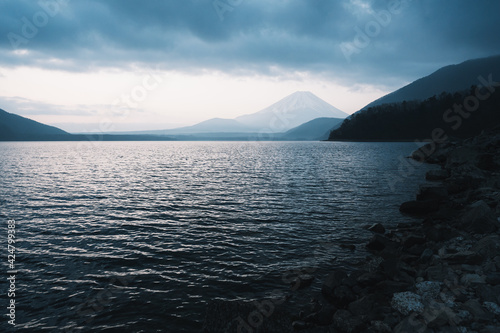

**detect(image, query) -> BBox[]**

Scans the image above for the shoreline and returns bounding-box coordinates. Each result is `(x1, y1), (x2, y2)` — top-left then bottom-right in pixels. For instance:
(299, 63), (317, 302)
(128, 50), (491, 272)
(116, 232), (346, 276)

(203, 127), (500, 332)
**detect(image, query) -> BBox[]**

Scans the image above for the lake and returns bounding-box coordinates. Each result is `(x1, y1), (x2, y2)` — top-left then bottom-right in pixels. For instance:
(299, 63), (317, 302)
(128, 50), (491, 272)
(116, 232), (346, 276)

(0, 141), (436, 332)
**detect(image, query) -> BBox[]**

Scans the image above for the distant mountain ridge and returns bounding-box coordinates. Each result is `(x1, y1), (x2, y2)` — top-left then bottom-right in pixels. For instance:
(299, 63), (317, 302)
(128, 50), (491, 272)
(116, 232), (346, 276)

(0, 106), (345, 141)
(0, 105), (345, 141)
(329, 55), (500, 141)
(281, 117), (344, 140)
(113, 91), (348, 136)
(0, 108), (177, 141)
(0, 108), (68, 140)
(157, 118), (258, 134)
(365, 55), (500, 108)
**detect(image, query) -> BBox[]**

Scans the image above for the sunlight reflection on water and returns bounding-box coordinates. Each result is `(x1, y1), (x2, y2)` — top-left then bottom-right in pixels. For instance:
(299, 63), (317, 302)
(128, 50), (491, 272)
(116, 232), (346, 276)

(0, 141), (436, 332)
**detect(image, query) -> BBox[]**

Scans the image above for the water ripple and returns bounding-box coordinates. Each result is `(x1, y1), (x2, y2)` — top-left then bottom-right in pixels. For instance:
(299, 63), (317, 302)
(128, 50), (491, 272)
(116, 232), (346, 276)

(0, 141), (436, 332)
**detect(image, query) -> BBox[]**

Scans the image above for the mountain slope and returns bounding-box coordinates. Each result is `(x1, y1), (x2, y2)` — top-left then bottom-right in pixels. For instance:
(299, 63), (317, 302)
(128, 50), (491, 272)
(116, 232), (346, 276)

(234, 91), (348, 131)
(328, 55), (500, 142)
(0, 108), (179, 141)
(329, 88), (500, 141)
(158, 118), (258, 134)
(281, 117), (344, 140)
(123, 91), (348, 136)
(0, 108), (69, 140)
(365, 55), (500, 108)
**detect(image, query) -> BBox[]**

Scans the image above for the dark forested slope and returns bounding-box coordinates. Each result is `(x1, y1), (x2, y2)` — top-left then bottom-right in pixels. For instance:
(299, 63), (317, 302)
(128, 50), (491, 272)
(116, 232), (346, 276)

(329, 87), (500, 141)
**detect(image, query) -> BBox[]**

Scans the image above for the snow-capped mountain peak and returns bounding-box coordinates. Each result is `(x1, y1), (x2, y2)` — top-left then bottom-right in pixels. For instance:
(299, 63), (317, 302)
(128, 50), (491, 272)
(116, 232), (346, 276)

(234, 91), (348, 131)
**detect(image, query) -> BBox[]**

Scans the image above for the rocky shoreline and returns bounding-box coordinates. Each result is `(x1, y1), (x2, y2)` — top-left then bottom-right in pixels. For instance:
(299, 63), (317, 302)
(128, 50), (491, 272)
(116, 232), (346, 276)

(203, 127), (500, 333)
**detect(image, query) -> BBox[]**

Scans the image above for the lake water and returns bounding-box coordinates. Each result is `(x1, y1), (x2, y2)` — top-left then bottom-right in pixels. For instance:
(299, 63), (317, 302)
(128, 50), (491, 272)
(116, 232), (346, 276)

(0, 141), (436, 332)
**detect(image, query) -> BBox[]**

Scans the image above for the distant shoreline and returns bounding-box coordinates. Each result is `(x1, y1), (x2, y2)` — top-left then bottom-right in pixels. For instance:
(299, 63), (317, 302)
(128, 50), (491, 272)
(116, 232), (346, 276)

(1, 135), (419, 142)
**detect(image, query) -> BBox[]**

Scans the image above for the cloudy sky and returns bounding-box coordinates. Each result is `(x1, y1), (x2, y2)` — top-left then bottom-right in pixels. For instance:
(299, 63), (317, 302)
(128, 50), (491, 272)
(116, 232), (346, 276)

(0, 0), (499, 132)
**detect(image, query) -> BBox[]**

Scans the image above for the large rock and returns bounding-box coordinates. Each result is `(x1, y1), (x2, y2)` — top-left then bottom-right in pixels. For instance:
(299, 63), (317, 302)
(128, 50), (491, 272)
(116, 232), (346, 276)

(291, 274), (315, 290)
(441, 251), (484, 265)
(460, 274), (486, 285)
(322, 270), (357, 307)
(415, 281), (442, 301)
(419, 248), (434, 263)
(483, 302), (500, 316)
(366, 234), (397, 252)
(423, 224), (459, 242)
(459, 200), (499, 234)
(477, 153), (500, 171)
(463, 299), (494, 322)
(476, 285), (500, 303)
(422, 302), (456, 328)
(425, 169), (450, 181)
(379, 257), (400, 276)
(393, 315), (428, 333)
(367, 320), (392, 333)
(445, 146), (478, 169)
(332, 310), (364, 333)
(473, 235), (500, 259)
(411, 142), (453, 164)
(202, 299), (293, 333)
(468, 188), (500, 207)
(403, 234), (427, 249)
(400, 200), (440, 216)
(322, 270), (348, 297)
(376, 280), (412, 295)
(332, 285), (356, 308)
(391, 292), (424, 315)
(481, 325), (500, 333)
(356, 272), (385, 287)
(417, 184), (448, 202)
(303, 304), (335, 326)
(367, 223), (386, 234)
(425, 263), (455, 281)
(486, 273), (500, 286)
(348, 295), (376, 317)
(470, 129), (500, 148)
(447, 166), (487, 191)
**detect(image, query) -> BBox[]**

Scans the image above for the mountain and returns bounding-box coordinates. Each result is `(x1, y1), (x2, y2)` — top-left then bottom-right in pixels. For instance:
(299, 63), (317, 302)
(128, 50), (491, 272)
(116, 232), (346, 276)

(365, 55), (500, 108)
(0, 108), (178, 141)
(281, 117), (344, 140)
(156, 118), (258, 134)
(234, 91), (348, 131)
(0, 108), (69, 140)
(329, 55), (500, 142)
(111, 91), (348, 138)
(329, 85), (500, 141)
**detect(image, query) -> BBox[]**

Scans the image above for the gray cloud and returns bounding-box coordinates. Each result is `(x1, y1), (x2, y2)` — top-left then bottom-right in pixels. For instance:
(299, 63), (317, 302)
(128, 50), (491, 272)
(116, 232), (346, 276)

(0, 0), (499, 87)
(0, 96), (99, 116)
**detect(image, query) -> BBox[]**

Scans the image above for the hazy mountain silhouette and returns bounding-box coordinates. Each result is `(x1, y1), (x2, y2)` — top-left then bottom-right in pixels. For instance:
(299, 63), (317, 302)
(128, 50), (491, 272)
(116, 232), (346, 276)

(0, 108), (69, 140)
(0, 106), (344, 141)
(0, 108), (177, 141)
(235, 91), (348, 131)
(365, 55), (500, 108)
(109, 91), (347, 138)
(155, 118), (258, 134)
(281, 117), (344, 140)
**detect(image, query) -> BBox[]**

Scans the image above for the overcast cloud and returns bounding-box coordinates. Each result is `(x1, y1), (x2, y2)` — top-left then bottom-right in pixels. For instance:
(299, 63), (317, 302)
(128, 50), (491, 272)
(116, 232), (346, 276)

(1, 0), (499, 86)
(1, 0), (500, 132)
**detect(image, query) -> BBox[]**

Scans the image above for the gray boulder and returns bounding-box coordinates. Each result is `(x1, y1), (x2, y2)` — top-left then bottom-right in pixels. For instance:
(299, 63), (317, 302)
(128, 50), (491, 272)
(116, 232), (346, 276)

(459, 200), (499, 234)
(425, 169), (450, 181)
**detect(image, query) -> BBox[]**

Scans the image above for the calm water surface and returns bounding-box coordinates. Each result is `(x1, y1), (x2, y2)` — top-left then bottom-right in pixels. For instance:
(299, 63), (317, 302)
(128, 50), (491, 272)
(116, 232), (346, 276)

(0, 141), (436, 332)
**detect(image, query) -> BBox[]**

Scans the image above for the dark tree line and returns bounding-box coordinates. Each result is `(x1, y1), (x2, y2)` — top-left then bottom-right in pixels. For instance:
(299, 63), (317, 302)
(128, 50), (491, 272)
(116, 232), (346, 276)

(329, 87), (500, 141)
